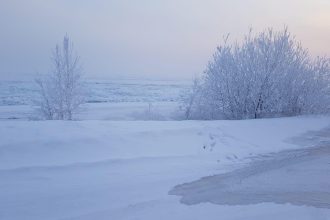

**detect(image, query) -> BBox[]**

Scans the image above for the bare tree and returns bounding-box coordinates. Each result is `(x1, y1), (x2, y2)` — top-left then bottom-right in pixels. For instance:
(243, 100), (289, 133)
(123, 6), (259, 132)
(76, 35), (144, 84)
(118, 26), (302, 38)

(185, 28), (330, 120)
(36, 35), (85, 120)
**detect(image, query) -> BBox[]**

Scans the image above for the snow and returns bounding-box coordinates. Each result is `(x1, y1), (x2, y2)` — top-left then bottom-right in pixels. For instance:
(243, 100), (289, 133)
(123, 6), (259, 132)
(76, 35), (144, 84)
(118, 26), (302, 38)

(0, 115), (330, 219)
(170, 136), (330, 208)
(0, 80), (187, 121)
(0, 80), (189, 106)
(0, 79), (329, 220)
(0, 102), (180, 121)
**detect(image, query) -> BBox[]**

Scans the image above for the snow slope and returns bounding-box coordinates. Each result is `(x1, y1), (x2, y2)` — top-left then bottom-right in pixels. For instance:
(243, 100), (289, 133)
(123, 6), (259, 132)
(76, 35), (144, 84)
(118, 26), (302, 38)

(0, 116), (330, 219)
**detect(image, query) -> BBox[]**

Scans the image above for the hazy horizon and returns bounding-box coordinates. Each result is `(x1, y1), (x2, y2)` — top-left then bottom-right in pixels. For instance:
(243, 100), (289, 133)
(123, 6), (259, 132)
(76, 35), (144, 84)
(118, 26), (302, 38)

(1, 0), (330, 81)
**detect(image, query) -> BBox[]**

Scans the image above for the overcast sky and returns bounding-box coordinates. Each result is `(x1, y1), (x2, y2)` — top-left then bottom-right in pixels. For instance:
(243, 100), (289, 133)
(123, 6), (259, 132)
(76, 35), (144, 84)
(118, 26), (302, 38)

(1, 0), (330, 80)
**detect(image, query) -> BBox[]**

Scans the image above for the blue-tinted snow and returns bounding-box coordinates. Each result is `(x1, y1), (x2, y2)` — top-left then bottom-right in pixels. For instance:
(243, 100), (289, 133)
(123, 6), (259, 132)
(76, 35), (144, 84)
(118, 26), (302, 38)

(0, 80), (190, 106)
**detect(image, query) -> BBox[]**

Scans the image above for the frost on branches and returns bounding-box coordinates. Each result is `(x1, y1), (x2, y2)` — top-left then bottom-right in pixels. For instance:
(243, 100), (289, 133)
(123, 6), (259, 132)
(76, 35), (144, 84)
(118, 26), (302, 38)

(36, 35), (85, 120)
(184, 28), (330, 120)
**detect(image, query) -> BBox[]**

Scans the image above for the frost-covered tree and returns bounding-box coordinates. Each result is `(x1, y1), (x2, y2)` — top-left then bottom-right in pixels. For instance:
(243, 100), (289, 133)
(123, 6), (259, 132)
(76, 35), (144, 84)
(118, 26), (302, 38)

(184, 28), (330, 120)
(36, 35), (85, 120)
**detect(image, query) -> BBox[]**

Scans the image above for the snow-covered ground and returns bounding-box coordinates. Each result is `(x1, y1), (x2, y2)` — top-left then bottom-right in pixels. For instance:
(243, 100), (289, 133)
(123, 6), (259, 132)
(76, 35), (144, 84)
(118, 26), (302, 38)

(0, 80), (188, 121)
(0, 102), (180, 121)
(170, 128), (330, 208)
(0, 80), (189, 106)
(1, 116), (330, 220)
(0, 80), (329, 219)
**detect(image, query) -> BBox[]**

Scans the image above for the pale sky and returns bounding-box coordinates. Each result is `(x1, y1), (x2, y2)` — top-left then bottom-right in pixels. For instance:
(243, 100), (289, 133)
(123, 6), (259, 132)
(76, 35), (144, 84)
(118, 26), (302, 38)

(0, 0), (330, 80)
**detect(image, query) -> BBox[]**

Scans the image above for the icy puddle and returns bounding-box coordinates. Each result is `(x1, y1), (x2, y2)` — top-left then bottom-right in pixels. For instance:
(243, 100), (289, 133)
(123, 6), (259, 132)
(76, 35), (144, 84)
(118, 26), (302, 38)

(170, 129), (330, 209)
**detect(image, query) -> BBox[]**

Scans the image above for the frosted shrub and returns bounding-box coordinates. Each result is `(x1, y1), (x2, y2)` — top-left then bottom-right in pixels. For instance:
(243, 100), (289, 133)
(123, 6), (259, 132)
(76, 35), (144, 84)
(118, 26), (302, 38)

(184, 28), (330, 119)
(36, 35), (85, 120)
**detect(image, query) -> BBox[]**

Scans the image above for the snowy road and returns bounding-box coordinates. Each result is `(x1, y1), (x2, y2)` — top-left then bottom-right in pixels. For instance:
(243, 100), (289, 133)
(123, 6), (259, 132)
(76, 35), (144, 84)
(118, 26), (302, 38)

(170, 127), (330, 209)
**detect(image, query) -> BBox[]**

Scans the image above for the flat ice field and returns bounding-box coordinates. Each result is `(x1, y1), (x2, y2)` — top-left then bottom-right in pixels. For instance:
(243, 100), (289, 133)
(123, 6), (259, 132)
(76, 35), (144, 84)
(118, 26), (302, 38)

(0, 80), (330, 220)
